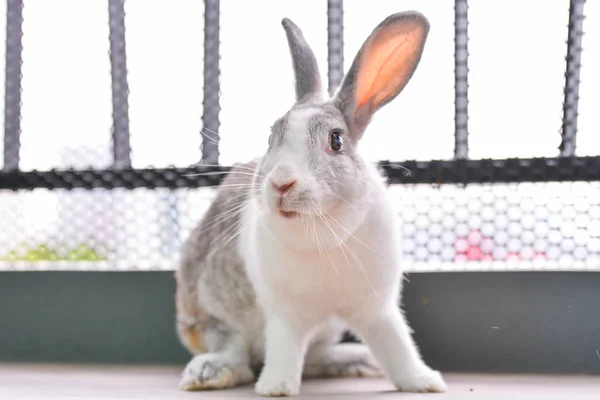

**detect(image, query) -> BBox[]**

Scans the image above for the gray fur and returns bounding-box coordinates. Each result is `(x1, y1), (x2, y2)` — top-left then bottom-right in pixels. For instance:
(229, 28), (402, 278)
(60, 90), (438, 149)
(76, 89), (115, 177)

(255, 104), (367, 223)
(176, 11), (430, 392)
(282, 18), (324, 104)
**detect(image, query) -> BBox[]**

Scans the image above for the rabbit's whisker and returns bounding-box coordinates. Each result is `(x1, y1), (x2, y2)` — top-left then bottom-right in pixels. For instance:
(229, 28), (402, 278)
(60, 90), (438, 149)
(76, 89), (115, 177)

(258, 217), (283, 246)
(220, 217), (251, 249)
(325, 214), (393, 259)
(310, 200), (327, 273)
(326, 191), (360, 218)
(184, 171), (257, 178)
(222, 191), (250, 206)
(215, 184), (260, 190)
(200, 129), (219, 145)
(210, 209), (249, 247)
(200, 126), (220, 138)
(191, 162), (258, 173)
(199, 201), (249, 233)
(320, 214), (379, 298)
(312, 198), (340, 276)
(377, 163), (412, 176)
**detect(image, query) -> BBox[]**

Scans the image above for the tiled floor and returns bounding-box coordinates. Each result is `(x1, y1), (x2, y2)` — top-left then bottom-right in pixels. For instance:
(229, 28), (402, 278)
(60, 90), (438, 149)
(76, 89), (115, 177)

(0, 364), (599, 399)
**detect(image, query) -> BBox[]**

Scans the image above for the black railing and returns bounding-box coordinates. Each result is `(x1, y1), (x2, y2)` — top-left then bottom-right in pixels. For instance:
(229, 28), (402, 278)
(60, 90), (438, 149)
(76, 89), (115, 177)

(560, 0), (586, 158)
(108, 0), (132, 168)
(0, 0), (597, 190)
(201, 0), (221, 165)
(2, 0), (23, 172)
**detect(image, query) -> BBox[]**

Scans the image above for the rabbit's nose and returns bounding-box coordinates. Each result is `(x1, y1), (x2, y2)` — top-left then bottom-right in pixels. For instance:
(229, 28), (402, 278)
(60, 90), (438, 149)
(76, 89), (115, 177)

(271, 179), (297, 194)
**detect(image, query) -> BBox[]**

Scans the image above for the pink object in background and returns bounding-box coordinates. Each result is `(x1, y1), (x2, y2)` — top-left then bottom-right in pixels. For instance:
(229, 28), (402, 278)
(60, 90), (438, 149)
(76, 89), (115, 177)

(454, 238), (469, 253)
(506, 253), (520, 262)
(480, 238), (495, 254)
(454, 254), (468, 263)
(467, 246), (482, 261)
(467, 230), (483, 245)
(452, 229), (547, 265)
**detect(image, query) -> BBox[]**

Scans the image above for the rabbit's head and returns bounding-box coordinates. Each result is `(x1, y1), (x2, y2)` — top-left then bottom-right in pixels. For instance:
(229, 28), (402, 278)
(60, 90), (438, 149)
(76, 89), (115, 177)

(254, 12), (429, 233)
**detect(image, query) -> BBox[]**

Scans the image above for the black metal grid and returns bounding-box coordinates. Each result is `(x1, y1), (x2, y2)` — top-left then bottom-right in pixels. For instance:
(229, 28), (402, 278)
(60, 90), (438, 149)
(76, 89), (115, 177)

(2, 156), (600, 191)
(1, 0), (596, 189)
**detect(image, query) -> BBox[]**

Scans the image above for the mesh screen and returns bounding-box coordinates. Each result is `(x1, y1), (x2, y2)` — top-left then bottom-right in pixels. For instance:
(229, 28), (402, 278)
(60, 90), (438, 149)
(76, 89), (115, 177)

(1, 1), (599, 273)
(2, 182), (599, 271)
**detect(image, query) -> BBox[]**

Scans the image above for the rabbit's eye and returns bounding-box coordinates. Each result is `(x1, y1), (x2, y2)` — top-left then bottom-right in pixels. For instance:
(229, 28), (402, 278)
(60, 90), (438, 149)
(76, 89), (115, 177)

(329, 130), (343, 152)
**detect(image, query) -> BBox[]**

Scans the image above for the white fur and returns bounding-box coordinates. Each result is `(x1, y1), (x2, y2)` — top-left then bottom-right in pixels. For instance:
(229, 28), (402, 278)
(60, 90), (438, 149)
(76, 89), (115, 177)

(179, 11), (443, 396)
(239, 163), (446, 396)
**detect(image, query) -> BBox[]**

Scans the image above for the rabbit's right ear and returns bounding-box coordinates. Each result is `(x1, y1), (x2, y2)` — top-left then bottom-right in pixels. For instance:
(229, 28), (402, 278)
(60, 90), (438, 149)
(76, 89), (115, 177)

(333, 11), (430, 140)
(282, 18), (324, 104)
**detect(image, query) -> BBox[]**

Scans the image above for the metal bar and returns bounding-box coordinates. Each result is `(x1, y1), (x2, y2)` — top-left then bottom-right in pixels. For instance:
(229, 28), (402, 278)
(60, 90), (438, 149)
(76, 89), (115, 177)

(2, 157), (600, 190)
(108, 0), (131, 168)
(3, 0), (23, 171)
(454, 0), (469, 159)
(201, 0), (221, 165)
(327, 0), (344, 96)
(559, 0), (586, 157)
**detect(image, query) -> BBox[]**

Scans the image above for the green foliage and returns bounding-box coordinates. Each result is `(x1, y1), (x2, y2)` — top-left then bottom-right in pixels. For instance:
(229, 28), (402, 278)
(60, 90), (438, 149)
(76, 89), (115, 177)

(1, 244), (104, 262)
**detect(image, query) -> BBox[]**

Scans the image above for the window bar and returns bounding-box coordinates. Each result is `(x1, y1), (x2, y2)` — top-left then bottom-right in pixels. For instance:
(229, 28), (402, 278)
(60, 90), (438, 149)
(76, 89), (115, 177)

(327, 0), (344, 96)
(201, 0), (221, 166)
(108, 0), (131, 168)
(3, 0), (23, 171)
(454, 0), (469, 160)
(559, 0), (585, 157)
(3, 156), (600, 191)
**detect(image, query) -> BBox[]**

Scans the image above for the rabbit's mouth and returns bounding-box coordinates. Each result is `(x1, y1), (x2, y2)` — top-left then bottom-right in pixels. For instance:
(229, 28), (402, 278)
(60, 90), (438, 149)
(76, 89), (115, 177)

(278, 209), (299, 219)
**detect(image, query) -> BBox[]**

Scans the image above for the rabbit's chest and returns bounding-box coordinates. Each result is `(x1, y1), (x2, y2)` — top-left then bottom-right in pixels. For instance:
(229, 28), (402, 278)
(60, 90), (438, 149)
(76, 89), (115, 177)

(240, 199), (402, 313)
(249, 229), (399, 313)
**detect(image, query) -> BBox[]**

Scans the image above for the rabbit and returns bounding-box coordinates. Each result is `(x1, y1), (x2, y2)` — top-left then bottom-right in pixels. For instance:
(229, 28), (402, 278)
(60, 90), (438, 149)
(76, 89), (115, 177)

(175, 11), (447, 397)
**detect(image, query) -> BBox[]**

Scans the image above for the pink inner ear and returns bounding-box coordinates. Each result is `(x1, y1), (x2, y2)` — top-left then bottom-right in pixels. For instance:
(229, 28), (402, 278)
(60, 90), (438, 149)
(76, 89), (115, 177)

(356, 22), (426, 111)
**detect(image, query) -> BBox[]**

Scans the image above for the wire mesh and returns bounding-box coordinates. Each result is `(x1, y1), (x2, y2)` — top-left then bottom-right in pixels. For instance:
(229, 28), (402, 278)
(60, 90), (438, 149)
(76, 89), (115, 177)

(2, 182), (599, 271)
(393, 182), (600, 271)
(0, 187), (215, 270)
(1, 0), (599, 273)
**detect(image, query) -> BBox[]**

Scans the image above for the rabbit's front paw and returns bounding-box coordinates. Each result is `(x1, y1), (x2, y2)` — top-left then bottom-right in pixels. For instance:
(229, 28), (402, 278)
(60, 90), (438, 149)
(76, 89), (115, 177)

(179, 354), (253, 391)
(255, 376), (299, 397)
(394, 367), (447, 393)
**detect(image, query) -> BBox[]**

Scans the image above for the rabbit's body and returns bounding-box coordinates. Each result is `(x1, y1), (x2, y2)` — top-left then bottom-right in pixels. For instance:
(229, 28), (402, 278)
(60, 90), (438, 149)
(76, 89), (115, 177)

(176, 160), (372, 389)
(176, 11), (447, 397)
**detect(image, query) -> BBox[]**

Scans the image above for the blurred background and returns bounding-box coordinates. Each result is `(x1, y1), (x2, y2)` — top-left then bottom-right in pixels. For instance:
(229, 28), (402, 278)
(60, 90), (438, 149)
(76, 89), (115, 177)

(0, 0), (599, 272)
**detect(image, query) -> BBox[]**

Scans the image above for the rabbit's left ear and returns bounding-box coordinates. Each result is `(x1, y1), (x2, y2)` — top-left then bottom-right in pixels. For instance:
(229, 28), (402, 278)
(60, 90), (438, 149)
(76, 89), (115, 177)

(334, 11), (430, 139)
(282, 18), (324, 104)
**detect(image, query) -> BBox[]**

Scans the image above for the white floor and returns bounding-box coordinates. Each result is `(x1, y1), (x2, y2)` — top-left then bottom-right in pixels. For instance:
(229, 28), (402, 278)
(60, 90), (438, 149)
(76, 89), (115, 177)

(0, 364), (599, 400)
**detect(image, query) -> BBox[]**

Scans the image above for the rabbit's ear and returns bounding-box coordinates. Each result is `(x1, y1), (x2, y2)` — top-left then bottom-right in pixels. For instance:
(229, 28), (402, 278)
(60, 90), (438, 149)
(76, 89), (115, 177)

(282, 18), (324, 104)
(334, 12), (429, 139)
